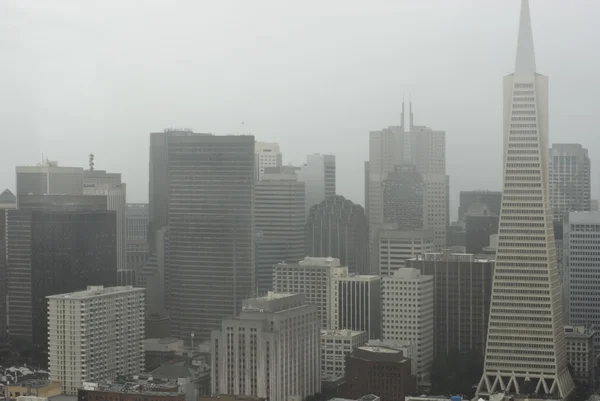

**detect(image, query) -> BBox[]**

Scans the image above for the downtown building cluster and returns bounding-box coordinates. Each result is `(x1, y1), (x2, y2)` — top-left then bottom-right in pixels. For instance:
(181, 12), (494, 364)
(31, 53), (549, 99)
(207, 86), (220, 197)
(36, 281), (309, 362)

(0, 1), (599, 401)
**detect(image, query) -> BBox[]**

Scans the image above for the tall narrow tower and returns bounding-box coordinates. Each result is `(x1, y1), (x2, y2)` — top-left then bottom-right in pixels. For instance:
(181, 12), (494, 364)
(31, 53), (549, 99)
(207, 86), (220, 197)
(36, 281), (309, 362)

(477, 1), (574, 398)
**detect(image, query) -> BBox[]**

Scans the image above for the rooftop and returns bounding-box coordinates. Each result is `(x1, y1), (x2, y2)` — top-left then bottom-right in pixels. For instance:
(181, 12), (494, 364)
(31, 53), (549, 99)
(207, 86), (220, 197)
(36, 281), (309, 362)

(82, 378), (183, 396)
(357, 346), (400, 354)
(321, 329), (366, 337)
(9, 379), (54, 389)
(0, 189), (16, 204)
(47, 285), (144, 300)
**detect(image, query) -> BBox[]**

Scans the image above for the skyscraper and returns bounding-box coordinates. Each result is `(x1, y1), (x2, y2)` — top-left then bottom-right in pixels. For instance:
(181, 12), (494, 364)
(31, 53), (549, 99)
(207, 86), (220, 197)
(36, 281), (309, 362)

(332, 274), (381, 340)
(297, 154), (336, 216)
(149, 130), (255, 341)
(458, 190), (502, 221)
(126, 203), (149, 271)
(255, 166), (305, 293)
(305, 195), (369, 274)
(382, 165), (424, 230)
(254, 142), (282, 181)
(549, 144), (591, 221)
(48, 286), (145, 394)
(16, 162), (83, 206)
(375, 224), (434, 276)
(477, 1), (574, 398)
(211, 292), (320, 401)
(563, 212), (600, 351)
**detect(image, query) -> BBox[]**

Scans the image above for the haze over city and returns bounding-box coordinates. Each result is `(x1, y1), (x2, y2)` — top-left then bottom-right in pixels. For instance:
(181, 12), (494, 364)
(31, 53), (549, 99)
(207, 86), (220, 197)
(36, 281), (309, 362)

(1, 0), (599, 219)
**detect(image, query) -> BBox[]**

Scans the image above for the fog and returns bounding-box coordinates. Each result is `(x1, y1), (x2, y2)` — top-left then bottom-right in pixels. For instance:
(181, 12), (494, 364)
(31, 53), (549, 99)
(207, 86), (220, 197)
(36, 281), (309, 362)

(1, 0), (598, 220)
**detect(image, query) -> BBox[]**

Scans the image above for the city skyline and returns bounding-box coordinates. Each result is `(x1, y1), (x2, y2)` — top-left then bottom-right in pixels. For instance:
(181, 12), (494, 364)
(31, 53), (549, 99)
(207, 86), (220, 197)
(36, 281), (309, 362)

(1, 1), (599, 221)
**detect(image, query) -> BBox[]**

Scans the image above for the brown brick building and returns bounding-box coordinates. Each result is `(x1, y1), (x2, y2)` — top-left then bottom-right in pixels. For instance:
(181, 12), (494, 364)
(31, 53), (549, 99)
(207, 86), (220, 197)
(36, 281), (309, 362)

(343, 346), (416, 401)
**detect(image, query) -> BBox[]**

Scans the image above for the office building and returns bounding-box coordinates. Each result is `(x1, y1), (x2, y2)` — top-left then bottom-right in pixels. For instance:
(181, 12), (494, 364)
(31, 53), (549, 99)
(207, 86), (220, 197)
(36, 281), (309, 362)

(16, 161), (83, 206)
(375, 224), (434, 276)
(0, 189), (16, 209)
(332, 274), (381, 340)
(297, 154), (336, 215)
(407, 252), (494, 357)
(382, 165), (423, 230)
(127, 203), (150, 271)
(273, 256), (348, 329)
(254, 142), (282, 181)
(0, 207), (6, 338)
(84, 170), (127, 271)
(6, 208), (117, 348)
(458, 191), (502, 221)
(211, 292), (320, 401)
(465, 213), (499, 255)
(366, 339), (417, 380)
(564, 325), (596, 385)
(381, 268), (433, 384)
(78, 379), (185, 401)
(149, 130), (255, 341)
(255, 166), (305, 293)
(549, 144), (591, 221)
(563, 212), (600, 350)
(477, 1), (575, 398)
(305, 195), (369, 274)
(321, 329), (368, 378)
(48, 286), (145, 395)
(343, 346), (416, 401)
(17, 194), (107, 210)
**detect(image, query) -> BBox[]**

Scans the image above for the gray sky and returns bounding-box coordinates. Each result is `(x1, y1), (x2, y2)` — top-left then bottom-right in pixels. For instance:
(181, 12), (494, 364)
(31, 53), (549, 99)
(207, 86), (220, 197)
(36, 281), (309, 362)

(1, 0), (598, 220)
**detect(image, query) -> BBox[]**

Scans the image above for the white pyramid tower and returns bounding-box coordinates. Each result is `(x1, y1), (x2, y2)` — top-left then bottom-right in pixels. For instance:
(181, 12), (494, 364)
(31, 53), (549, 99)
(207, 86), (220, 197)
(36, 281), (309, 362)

(477, 0), (574, 399)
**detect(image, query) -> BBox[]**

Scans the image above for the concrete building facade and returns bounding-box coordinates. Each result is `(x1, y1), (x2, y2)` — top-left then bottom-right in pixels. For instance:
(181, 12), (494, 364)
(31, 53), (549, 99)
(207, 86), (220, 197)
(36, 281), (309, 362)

(332, 275), (381, 340)
(375, 224), (434, 276)
(254, 142), (282, 182)
(273, 256), (348, 329)
(211, 293), (320, 401)
(48, 286), (145, 395)
(477, 1), (574, 397)
(297, 154), (336, 216)
(320, 329), (368, 378)
(255, 166), (305, 294)
(16, 162), (83, 206)
(381, 268), (434, 384)
(549, 144), (591, 221)
(564, 325), (596, 386)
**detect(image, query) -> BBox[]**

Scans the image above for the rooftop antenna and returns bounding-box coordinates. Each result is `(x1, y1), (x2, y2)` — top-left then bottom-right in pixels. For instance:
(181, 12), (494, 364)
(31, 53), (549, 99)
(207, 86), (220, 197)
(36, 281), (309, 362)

(89, 154), (95, 171)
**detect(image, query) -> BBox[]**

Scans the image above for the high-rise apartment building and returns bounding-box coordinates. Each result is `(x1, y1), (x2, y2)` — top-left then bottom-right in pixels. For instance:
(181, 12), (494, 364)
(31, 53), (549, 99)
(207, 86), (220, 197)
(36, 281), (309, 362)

(16, 162), (83, 206)
(407, 252), (494, 357)
(332, 274), (381, 340)
(305, 195), (369, 274)
(126, 203), (149, 271)
(273, 256), (348, 329)
(6, 208), (117, 348)
(563, 212), (600, 350)
(375, 224), (434, 276)
(211, 292), (320, 401)
(382, 165), (423, 229)
(255, 166), (305, 293)
(149, 130), (255, 341)
(48, 286), (145, 395)
(254, 142), (282, 181)
(477, 1), (574, 397)
(549, 144), (591, 221)
(458, 190), (502, 221)
(83, 172), (127, 271)
(320, 329), (368, 379)
(381, 268), (433, 384)
(297, 154), (336, 215)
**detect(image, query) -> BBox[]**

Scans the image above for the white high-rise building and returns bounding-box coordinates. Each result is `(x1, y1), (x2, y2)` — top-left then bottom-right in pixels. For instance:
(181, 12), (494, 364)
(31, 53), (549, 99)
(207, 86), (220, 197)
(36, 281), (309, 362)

(477, 1), (574, 398)
(273, 256), (348, 329)
(381, 268), (434, 385)
(48, 286), (145, 395)
(211, 292), (320, 401)
(297, 154), (336, 216)
(549, 144), (591, 221)
(83, 182), (127, 271)
(255, 142), (282, 181)
(563, 212), (600, 350)
(331, 274), (381, 340)
(320, 329), (368, 378)
(376, 224), (434, 276)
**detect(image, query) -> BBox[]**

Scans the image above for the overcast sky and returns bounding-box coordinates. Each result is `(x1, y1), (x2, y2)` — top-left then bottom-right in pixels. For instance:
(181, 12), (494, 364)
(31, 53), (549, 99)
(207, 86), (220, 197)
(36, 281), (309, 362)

(1, 0), (598, 220)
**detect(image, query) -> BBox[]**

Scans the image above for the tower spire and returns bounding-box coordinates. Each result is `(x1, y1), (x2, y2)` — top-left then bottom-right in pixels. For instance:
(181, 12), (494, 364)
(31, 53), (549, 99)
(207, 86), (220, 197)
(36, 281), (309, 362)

(515, 0), (536, 76)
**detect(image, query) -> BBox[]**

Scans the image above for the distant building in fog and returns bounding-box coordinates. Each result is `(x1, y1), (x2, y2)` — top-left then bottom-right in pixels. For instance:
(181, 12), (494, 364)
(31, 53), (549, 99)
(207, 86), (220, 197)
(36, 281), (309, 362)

(254, 142), (282, 181)
(0, 189), (16, 209)
(127, 203), (150, 271)
(464, 202), (499, 255)
(549, 144), (591, 221)
(149, 130), (255, 341)
(297, 154), (335, 215)
(16, 162), (83, 206)
(458, 190), (502, 221)
(305, 195), (369, 274)
(382, 165), (423, 230)
(255, 166), (305, 293)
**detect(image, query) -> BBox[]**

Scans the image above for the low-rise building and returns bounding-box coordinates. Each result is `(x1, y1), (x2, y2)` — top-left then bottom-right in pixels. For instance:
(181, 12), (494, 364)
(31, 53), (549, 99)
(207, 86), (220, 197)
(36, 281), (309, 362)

(78, 379), (184, 401)
(565, 325), (596, 385)
(6, 380), (62, 401)
(321, 330), (368, 378)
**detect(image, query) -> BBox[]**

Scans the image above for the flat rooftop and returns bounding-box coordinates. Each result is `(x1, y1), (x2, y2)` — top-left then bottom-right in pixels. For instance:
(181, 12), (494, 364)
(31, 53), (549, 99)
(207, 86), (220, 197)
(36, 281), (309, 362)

(47, 285), (143, 300)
